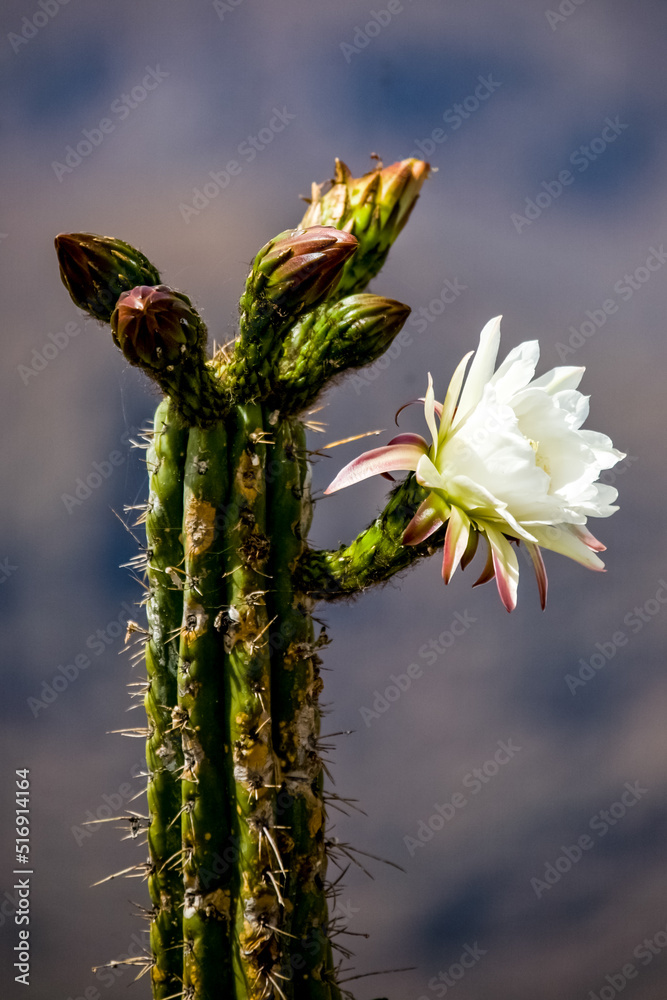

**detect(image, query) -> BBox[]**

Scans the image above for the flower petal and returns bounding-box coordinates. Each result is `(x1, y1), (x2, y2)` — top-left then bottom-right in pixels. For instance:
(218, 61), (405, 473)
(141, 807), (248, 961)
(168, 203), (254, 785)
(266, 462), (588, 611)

(446, 474), (538, 542)
(530, 523), (606, 571)
(472, 537), (495, 588)
(489, 339), (540, 402)
(485, 525), (519, 612)
(423, 373), (439, 450)
(530, 366), (585, 394)
(460, 528), (479, 570)
(415, 452), (447, 490)
(525, 542), (548, 610)
(381, 433), (429, 483)
(455, 315), (502, 423)
(387, 432), (430, 449)
(442, 506), (471, 584)
(570, 523), (606, 552)
(439, 351), (474, 441)
(403, 495), (449, 546)
(324, 441), (427, 494)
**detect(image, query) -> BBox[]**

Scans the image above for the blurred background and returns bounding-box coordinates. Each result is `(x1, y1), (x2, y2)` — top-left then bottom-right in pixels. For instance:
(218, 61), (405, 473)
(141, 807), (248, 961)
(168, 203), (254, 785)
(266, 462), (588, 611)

(1, 1), (666, 998)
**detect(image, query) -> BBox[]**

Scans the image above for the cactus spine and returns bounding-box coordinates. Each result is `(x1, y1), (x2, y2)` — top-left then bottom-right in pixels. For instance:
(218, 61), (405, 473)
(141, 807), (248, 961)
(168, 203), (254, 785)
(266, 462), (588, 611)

(56, 157), (442, 1000)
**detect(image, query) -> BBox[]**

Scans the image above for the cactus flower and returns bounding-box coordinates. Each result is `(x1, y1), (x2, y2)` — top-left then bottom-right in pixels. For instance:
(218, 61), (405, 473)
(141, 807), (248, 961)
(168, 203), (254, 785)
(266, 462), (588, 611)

(325, 316), (625, 611)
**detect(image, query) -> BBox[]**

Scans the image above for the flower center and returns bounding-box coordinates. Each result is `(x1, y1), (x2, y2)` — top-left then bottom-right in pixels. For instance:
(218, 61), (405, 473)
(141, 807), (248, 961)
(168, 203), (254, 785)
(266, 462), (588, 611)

(528, 438), (551, 479)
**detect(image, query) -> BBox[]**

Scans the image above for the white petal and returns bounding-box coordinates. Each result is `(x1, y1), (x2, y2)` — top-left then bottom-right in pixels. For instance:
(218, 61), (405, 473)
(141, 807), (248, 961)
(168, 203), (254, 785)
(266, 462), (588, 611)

(423, 373), (438, 450)
(577, 430), (626, 470)
(490, 339), (540, 402)
(455, 316), (502, 423)
(447, 475), (537, 541)
(530, 366), (585, 394)
(439, 350), (474, 439)
(416, 453), (447, 490)
(551, 389), (590, 429)
(529, 523), (606, 570)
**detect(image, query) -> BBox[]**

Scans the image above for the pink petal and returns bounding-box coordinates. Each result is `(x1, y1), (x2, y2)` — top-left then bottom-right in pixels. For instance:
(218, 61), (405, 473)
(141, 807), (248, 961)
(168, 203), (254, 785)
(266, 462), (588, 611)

(324, 441), (428, 494)
(387, 432), (430, 448)
(403, 497), (448, 546)
(486, 526), (519, 613)
(460, 529), (479, 570)
(442, 507), (471, 584)
(571, 524), (607, 552)
(525, 542), (548, 611)
(381, 433), (428, 482)
(472, 539), (495, 588)
(394, 397), (443, 425)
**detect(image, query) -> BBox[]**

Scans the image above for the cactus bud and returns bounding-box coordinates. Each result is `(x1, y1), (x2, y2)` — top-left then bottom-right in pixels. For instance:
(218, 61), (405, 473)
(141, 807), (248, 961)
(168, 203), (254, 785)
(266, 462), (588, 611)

(225, 226), (358, 402)
(299, 158), (430, 296)
(247, 224), (358, 317)
(54, 233), (161, 323)
(274, 293), (411, 414)
(111, 285), (205, 371)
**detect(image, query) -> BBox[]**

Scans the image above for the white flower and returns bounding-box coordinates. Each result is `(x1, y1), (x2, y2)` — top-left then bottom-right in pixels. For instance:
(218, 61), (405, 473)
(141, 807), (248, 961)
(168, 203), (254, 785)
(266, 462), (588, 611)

(325, 316), (625, 611)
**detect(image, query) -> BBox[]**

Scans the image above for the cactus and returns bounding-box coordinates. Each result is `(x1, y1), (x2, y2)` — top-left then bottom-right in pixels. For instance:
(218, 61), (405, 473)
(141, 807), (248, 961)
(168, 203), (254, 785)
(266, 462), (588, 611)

(55, 157), (441, 1000)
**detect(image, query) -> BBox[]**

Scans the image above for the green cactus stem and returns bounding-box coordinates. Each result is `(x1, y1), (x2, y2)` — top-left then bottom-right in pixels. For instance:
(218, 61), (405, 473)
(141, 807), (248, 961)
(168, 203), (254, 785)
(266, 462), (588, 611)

(57, 155), (442, 1000)
(177, 422), (236, 997)
(144, 397), (188, 999)
(296, 475), (442, 602)
(221, 404), (286, 999)
(265, 420), (338, 999)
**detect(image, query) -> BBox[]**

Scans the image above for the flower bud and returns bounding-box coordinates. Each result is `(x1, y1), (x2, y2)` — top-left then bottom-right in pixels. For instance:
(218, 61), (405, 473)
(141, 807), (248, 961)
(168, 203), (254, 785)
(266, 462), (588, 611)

(275, 293), (411, 414)
(111, 285), (204, 371)
(299, 158), (430, 296)
(249, 225), (358, 316)
(330, 293), (411, 357)
(54, 233), (161, 323)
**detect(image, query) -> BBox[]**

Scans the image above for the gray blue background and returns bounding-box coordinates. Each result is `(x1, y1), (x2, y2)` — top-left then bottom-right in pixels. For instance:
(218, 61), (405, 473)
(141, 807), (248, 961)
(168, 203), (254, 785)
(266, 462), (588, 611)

(1, 1), (666, 998)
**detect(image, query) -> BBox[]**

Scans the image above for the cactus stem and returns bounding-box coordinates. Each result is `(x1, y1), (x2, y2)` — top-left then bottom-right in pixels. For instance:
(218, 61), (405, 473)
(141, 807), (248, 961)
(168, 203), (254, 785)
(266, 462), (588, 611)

(58, 157), (433, 1000)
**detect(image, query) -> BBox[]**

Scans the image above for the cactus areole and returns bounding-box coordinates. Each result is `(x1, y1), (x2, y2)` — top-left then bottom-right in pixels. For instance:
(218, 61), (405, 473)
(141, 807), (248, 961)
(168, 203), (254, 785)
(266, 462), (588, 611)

(56, 158), (441, 1000)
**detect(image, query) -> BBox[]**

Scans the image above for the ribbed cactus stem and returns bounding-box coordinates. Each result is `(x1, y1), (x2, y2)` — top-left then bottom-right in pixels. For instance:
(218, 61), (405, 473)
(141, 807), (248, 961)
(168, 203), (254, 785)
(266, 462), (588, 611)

(177, 423), (235, 998)
(266, 421), (341, 1000)
(223, 404), (286, 998)
(144, 398), (187, 998)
